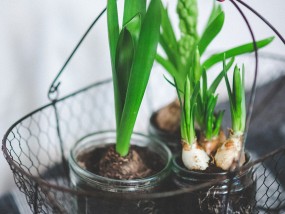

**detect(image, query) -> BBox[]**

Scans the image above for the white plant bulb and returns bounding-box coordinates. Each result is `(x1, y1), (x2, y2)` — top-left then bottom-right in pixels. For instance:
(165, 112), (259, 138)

(182, 142), (210, 170)
(215, 135), (244, 170)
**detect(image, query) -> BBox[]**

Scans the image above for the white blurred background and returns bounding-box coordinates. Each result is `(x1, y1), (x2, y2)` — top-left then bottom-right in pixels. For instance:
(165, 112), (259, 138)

(1, 0), (285, 195)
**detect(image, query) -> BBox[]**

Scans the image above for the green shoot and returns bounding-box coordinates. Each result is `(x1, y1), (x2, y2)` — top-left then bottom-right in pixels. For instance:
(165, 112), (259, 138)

(224, 60), (246, 135)
(195, 58), (234, 139)
(107, 0), (161, 156)
(176, 77), (199, 145)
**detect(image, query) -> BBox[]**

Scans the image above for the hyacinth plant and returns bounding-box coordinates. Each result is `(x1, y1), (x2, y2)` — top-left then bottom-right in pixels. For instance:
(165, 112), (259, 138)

(157, 0), (273, 93)
(175, 57), (247, 171)
(215, 62), (246, 170)
(107, 0), (161, 156)
(156, 0), (273, 170)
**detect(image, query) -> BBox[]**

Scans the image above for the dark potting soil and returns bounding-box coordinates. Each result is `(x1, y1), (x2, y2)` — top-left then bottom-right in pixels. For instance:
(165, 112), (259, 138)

(175, 156), (225, 173)
(77, 144), (165, 180)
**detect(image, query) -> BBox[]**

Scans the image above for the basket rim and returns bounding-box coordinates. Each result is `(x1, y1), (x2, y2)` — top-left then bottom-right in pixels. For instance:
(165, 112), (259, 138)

(2, 52), (285, 199)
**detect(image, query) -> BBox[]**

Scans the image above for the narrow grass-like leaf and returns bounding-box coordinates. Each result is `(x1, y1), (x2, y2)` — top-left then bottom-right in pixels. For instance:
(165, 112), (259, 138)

(192, 47), (201, 83)
(203, 37), (274, 69)
(208, 57), (235, 94)
(198, 11), (224, 55)
(116, 0), (161, 156)
(160, 5), (177, 51)
(213, 110), (224, 136)
(184, 78), (191, 142)
(159, 35), (179, 68)
(223, 57), (235, 128)
(156, 54), (179, 79)
(205, 2), (222, 28)
(202, 68), (207, 103)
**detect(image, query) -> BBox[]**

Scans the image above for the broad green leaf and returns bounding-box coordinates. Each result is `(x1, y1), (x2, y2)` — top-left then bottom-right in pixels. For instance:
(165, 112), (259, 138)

(124, 13), (142, 46)
(123, 0), (146, 25)
(116, 0), (161, 156)
(115, 28), (134, 122)
(202, 37), (274, 69)
(107, 0), (120, 127)
(198, 11), (224, 55)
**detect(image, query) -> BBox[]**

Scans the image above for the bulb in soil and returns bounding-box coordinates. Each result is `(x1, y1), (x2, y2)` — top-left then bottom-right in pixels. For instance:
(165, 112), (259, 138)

(200, 130), (226, 155)
(215, 134), (245, 170)
(155, 99), (181, 132)
(182, 142), (210, 170)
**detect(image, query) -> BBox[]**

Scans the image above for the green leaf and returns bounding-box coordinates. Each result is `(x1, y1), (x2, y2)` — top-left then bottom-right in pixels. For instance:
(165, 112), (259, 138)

(159, 34), (179, 68)
(184, 77), (191, 142)
(208, 57), (235, 94)
(115, 28), (134, 122)
(213, 110), (224, 136)
(123, 0), (146, 25)
(156, 54), (179, 78)
(124, 13), (142, 46)
(107, 0), (120, 127)
(116, 0), (161, 156)
(191, 46), (201, 83)
(205, 2), (222, 28)
(223, 57), (235, 125)
(202, 36), (274, 69)
(160, 5), (177, 50)
(198, 11), (224, 55)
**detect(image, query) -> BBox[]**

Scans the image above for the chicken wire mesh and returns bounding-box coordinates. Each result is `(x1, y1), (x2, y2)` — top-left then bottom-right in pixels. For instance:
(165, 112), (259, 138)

(1, 54), (285, 214)
(2, 0), (285, 211)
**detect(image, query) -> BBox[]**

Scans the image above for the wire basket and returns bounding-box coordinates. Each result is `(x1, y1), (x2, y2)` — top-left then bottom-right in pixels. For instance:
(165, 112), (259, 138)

(2, 2), (285, 212)
(2, 53), (285, 214)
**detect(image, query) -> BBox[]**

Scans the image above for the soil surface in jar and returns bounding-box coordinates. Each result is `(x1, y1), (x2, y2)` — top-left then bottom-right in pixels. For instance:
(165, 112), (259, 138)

(176, 157), (225, 173)
(77, 145), (165, 179)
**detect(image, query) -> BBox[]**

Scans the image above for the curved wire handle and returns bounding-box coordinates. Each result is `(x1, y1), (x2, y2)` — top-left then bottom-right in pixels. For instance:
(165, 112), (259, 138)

(218, 0), (285, 159)
(47, 7), (107, 101)
(218, 0), (285, 212)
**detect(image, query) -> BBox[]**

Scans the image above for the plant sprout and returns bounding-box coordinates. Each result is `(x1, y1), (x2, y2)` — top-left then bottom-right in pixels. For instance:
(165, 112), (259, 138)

(215, 61), (246, 170)
(176, 77), (210, 170)
(156, 0), (273, 169)
(107, 0), (161, 156)
(175, 57), (234, 170)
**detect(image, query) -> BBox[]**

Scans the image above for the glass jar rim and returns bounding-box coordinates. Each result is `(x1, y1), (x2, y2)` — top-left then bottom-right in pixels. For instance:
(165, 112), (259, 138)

(69, 130), (172, 190)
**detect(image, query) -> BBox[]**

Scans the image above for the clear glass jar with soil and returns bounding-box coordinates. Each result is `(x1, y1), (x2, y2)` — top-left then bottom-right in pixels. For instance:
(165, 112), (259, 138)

(170, 154), (256, 214)
(69, 131), (172, 214)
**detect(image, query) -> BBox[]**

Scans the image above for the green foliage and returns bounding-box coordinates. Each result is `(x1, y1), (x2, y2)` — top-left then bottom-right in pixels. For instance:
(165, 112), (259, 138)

(202, 37), (274, 69)
(107, 0), (161, 156)
(196, 58), (234, 139)
(224, 61), (246, 134)
(176, 77), (199, 145)
(157, 0), (273, 142)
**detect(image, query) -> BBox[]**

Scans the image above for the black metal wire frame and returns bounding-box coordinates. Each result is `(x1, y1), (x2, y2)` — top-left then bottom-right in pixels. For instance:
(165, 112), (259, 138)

(2, 0), (285, 212)
(2, 79), (285, 199)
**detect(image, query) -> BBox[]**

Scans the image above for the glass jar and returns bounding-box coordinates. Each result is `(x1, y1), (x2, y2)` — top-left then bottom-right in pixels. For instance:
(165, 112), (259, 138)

(170, 154), (256, 214)
(69, 131), (172, 214)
